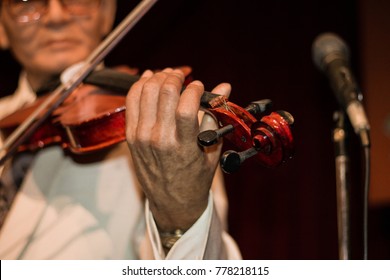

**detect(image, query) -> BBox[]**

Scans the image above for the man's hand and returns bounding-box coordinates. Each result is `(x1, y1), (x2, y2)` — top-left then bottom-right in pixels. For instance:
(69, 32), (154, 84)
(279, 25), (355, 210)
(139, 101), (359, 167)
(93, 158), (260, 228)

(125, 68), (231, 232)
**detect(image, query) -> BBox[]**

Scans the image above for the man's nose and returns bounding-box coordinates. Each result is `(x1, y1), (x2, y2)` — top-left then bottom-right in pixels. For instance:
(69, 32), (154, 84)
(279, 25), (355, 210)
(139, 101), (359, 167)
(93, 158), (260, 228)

(41, 0), (71, 24)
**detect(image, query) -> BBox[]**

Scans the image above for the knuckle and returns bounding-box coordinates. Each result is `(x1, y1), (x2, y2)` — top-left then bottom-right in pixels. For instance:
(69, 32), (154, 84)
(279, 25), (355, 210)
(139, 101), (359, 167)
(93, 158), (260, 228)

(171, 69), (185, 80)
(161, 81), (179, 96)
(150, 126), (175, 151)
(176, 106), (194, 121)
(142, 80), (160, 94)
(136, 130), (151, 145)
(128, 79), (144, 95)
(125, 127), (134, 142)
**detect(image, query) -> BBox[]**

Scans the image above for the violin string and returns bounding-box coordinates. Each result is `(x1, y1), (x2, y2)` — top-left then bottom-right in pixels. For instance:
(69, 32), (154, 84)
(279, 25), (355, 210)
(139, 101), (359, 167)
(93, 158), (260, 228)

(221, 98), (236, 116)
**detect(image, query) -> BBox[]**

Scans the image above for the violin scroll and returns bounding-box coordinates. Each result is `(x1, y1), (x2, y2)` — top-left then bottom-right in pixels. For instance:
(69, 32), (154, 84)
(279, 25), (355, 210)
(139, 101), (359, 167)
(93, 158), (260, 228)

(197, 98), (294, 173)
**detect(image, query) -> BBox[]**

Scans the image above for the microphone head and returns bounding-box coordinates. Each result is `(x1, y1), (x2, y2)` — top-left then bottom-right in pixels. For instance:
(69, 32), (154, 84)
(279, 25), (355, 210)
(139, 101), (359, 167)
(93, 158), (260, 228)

(312, 32), (350, 72)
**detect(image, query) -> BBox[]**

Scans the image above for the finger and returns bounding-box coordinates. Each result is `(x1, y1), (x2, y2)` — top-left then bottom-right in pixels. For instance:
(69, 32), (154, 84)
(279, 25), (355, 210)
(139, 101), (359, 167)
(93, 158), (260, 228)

(200, 83), (232, 132)
(176, 80), (204, 143)
(126, 70), (153, 143)
(136, 69), (175, 142)
(155, 69), (185, 134)
(176, 65), (192, 77)
(211, 82), (231, 98)
(201, 83), (232, 164)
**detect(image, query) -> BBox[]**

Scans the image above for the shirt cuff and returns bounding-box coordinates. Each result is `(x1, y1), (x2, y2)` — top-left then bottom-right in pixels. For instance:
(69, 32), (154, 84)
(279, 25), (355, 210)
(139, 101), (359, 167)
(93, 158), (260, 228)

(145, 192), (214, 260)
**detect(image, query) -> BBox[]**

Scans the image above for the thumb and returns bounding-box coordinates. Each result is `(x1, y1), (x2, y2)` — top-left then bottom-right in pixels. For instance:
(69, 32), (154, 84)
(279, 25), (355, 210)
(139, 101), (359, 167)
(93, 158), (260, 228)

(200, 83), (232, 132)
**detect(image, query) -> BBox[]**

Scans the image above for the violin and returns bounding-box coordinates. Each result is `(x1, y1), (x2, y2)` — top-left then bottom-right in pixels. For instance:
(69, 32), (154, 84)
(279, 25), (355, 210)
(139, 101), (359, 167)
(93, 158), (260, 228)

(0, 0), (295, 173)
(0, 68), (294, 173)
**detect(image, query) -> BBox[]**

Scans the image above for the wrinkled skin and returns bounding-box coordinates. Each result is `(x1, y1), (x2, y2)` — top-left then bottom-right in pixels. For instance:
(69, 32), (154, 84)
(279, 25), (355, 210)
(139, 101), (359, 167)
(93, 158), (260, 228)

(126, 68), (231, 232)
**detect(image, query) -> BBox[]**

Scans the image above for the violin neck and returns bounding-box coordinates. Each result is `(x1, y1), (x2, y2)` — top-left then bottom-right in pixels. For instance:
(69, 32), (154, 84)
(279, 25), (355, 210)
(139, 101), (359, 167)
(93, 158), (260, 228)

(84, 68), (226, 109)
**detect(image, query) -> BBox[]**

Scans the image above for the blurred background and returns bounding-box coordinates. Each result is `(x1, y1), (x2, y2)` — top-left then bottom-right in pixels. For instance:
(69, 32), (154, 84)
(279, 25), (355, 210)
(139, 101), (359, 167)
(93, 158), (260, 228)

(1, 0), (389, 259)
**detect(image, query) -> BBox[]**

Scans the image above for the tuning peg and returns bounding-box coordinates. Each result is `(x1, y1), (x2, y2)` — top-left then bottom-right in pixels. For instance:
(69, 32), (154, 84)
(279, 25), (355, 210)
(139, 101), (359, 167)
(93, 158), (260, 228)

(198, 124), (234, 147)
(277, 110), (294, 126)
(245, 99), (273, 116)
(220, 147), (258, 173)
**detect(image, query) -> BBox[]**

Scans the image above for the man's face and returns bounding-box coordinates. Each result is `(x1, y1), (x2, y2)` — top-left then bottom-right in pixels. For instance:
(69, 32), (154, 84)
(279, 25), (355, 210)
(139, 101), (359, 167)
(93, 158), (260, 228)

(0, 0), (116, 81)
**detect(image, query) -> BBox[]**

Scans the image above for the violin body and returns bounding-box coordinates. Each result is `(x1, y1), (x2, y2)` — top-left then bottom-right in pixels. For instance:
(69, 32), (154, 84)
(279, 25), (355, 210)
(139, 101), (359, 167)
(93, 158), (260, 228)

(0, 94), (65, 152)
(59, 94), (127, 154)
(0, 86), (127, 154)
(0, 118), (64, 152)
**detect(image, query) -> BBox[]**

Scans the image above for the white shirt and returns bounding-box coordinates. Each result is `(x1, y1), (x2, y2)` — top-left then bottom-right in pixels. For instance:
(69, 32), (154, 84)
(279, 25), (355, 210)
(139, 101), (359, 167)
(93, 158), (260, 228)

(0, 73), (241, 260)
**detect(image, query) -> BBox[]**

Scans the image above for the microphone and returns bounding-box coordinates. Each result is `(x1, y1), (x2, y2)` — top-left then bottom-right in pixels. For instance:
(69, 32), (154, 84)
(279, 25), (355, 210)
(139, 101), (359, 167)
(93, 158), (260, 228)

(312, 33), (370, 147)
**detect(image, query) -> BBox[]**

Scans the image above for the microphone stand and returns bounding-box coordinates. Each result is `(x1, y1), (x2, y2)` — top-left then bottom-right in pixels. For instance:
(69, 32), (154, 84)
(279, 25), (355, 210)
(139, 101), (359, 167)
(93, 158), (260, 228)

(332, 111), (351, 260)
